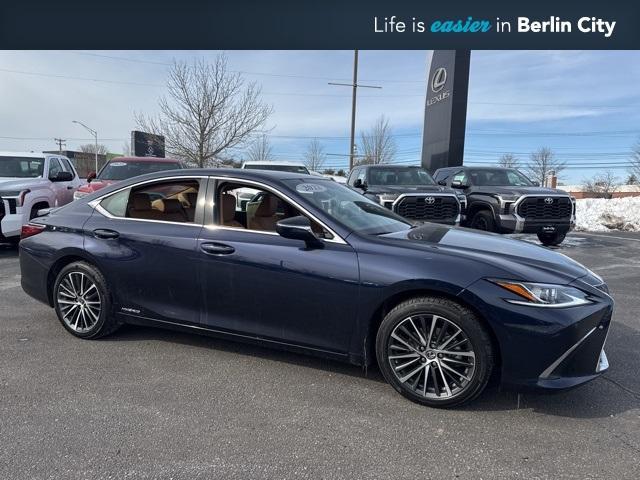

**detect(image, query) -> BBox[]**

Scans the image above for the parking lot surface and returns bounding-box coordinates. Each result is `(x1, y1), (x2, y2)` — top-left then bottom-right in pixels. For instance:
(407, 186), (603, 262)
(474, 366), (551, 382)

(1, 232), (639, 479)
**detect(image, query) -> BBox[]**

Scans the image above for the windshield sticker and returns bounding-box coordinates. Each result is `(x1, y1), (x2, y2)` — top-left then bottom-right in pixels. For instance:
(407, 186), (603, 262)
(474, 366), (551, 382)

(296, 183), (327, 194)
(109, 162), (126, 167)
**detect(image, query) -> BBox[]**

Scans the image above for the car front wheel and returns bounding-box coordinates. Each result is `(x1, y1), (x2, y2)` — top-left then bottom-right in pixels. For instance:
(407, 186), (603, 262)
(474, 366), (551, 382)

(376, 296), (494, 408)
(53, 261), (121, 339)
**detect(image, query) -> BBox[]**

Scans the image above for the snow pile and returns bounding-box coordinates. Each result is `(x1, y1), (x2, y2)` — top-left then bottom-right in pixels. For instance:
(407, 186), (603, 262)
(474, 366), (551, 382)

(575, 197), (640, 232)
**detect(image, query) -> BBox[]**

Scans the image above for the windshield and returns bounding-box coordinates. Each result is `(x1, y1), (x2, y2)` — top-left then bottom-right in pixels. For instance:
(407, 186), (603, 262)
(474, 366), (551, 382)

(244, 164), (310, 174)
(0, 156), (45, 178)
(368, 167), (436, 186)
(468, 168), (534, 187)
(283, 179), (411, 235)
(99, 161), (181, 181)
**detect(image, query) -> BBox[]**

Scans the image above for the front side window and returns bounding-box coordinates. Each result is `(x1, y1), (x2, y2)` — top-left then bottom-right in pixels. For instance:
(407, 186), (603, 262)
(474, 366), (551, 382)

(59, 157), (76, 177)
(282, 179), (411, 236)
(451, 171), (467, 185)
(0, 156), (45, 178)
(49, 158), (62, 178)
(99, 179), (200, 223)
(217, 182), (332, 238)
(98, 161), (182, 181)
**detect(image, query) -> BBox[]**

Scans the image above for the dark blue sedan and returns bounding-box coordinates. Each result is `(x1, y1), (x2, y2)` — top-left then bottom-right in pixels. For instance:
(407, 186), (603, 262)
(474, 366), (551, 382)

(19, 169), (613, 407)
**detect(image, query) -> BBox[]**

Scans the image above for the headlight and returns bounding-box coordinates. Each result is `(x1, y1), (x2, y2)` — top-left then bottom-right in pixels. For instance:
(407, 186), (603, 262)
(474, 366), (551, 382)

(378, 193), (399, 201)
(0, 189), (30, 206)
(490, 279), (592, 308)
(73, 190), (90, 200)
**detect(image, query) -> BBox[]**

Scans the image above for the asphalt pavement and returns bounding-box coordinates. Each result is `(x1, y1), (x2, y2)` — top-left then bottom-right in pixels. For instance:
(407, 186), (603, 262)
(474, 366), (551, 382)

(1, 231), (639, 479)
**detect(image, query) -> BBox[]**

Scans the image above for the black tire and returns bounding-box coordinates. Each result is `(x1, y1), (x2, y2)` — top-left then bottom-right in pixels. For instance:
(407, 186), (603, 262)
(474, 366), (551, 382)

(53, 261), (121, 339)
(470, 210), (497, 232)
(376, 296), (494, 408)
(537, 230), (566, 246)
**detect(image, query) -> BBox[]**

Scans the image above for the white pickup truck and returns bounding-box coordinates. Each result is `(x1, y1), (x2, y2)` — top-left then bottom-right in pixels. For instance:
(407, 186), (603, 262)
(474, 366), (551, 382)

(0, 151), (83, 243)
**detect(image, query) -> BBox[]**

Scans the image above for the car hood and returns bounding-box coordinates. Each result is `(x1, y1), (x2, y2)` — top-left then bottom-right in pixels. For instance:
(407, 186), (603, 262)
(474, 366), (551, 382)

(367, 185), (454, 195)
(471, 186), (570, 196)
(378, 223), (587, 283)
(76, 179), (117, 193)
(0, 177), (47, 191)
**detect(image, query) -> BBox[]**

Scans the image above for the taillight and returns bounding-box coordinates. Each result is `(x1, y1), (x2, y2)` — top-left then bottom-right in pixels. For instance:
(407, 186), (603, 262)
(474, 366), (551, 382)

(20, 223), (46, 240)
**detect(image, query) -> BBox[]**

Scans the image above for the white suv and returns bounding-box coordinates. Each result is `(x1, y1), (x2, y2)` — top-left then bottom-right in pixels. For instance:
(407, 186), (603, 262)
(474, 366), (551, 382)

(0, 152), (82, 243)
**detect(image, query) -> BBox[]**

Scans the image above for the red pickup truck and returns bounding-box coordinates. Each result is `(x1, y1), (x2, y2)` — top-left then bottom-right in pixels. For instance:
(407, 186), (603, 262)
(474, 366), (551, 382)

(73, 156), (185, 200)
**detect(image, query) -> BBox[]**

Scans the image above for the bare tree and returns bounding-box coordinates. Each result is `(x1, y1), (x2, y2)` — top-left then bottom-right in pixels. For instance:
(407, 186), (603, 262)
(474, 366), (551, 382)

(121, 142), (131, 156)
(524, 147), (566, 185)
(136, 55), (273, 167)
(245, 135), (273, 163)
(303, 138), (326, 171)
(79, 143), (109, 155)
(582, 171), (620, 199)
(357, 115), (397, 165)
(497, 153), (519, 168)
(630, 139), (640, 182)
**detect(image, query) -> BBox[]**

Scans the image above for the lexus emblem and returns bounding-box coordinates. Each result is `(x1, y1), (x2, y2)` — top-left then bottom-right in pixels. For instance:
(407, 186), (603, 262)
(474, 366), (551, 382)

(544, 197), (554, 205)
(431, 67), (447, 93)
(425, 196), (436, 205)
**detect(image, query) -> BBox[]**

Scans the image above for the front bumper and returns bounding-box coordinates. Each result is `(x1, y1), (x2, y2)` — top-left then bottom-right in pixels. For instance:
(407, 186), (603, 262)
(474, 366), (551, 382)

(460, 277), (613, 392)
(0, 200), (25, 239)
(493, 195), (576, 234)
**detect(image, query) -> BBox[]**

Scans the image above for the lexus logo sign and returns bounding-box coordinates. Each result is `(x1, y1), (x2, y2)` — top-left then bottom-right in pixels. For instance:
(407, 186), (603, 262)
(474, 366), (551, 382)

(425, 196), (436, 205)
(544, 197), (554, 205)
(431, 67), (447, 93)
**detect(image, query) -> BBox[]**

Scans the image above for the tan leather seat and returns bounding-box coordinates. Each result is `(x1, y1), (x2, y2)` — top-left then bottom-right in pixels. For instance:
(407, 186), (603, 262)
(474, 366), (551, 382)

(128, 193), (163, 220)
(160, 198), (189, 222)
(221, 193), (243, 228)
(248, 194), (279, 231)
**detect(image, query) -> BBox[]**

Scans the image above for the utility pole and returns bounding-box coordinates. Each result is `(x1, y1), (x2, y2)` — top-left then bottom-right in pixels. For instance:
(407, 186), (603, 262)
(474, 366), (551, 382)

(54, 138), (66, 154)
(329, 50), (381, 171)
(72, 120), (99, 173)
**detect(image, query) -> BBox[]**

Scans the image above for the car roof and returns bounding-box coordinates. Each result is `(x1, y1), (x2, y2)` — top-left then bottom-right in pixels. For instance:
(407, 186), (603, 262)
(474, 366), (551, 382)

(0, 151), (47, 158)
(108, 156), (182, 163)
(112, 167), (325, 183)
(359, 164), (424, 169)
(242, 160), (306, 167)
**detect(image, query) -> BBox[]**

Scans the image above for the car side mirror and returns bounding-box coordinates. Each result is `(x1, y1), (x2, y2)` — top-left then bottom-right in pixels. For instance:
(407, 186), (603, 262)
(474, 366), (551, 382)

(276, 216), (324, 249)
(353, 179), (367, 191)
(451, 179), (468, 189)
(50, 171), (73, 182)
(87, 171), (97, 183)
(532, 181), (540, 187)
(437, 180), (447, 186)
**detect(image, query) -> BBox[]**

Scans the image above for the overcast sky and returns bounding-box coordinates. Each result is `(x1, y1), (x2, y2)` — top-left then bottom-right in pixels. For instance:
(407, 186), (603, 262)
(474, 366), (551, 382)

(1, 50), (639, 183)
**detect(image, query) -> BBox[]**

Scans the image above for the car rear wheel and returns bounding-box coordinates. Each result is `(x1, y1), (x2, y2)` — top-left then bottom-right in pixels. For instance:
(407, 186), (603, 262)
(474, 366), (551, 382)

(53, 261), (121, 339)
(376, 296), (494, 408)
(537, 230), (566, 246)
(470, 210), (496, 232)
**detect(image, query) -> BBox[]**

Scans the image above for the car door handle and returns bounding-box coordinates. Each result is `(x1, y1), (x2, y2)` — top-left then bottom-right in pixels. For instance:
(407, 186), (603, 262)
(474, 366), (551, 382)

(93, 229), (120, 239)
(201, 242), (235, 255)
(66, 186), (74, 190)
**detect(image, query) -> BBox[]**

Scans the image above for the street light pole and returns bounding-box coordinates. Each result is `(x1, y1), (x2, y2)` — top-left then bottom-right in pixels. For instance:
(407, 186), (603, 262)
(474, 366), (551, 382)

(329, 49), (381, 171)
(72, 120), (98, 173)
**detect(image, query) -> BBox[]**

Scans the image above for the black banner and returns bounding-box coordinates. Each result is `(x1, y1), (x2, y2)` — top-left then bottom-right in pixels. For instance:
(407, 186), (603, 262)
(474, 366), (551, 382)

(131, 131), (165, 158)
(0, 0), (638, 49)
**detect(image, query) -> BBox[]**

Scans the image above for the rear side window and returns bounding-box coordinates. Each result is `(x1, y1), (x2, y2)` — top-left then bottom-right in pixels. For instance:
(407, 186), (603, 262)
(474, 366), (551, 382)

(100, 189), (130, 217)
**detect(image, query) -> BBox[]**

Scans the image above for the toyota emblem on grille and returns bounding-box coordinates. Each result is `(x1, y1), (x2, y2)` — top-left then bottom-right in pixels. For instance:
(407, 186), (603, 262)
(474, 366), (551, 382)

(425, 196), (436, 204)
(544, 197), (554, 205)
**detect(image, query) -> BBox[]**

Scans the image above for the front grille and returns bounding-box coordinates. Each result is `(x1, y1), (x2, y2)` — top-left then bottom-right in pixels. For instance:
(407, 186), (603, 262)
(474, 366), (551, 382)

(517, 196), (572, 220)
(394, 195), (459, 222)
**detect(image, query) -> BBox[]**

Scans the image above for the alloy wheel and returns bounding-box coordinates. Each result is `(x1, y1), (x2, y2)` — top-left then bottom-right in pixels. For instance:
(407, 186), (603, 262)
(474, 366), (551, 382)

(56, 271), (102, 333)
(387, 314), (476, 399)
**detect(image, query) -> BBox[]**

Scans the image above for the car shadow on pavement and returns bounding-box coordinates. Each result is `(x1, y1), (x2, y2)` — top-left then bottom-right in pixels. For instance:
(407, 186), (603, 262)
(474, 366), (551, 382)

(0, 243), (19, 257)
(104, 323), (639, 419)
